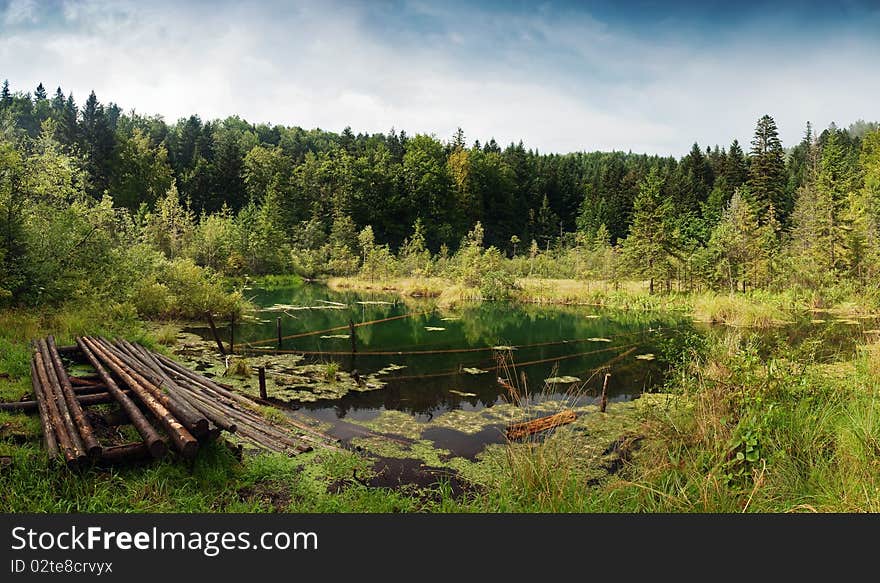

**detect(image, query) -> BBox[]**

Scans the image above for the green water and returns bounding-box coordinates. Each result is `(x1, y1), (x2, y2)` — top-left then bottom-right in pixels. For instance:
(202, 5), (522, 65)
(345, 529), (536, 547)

(185, 283), (877, 455)
(199, 284), (692, 412)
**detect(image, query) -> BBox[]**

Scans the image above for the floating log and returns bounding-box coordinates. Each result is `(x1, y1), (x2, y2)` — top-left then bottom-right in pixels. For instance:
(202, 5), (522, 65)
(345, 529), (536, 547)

(76, 337), (167, 459)
(506, 409), (577, 440)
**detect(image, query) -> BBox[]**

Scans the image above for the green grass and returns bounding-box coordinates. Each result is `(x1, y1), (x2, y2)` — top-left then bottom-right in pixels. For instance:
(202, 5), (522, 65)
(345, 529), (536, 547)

(4, 298), (880, 513)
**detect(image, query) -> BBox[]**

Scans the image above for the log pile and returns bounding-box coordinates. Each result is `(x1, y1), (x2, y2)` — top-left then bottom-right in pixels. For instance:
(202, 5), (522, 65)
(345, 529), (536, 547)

(6, 336), (337, 467)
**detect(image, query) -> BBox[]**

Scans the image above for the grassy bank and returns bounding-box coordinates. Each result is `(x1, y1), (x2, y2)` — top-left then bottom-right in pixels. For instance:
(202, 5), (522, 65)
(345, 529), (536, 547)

(329, 275), (878, 325)
(3, 295), (880, 513)
(601, 331), (880, 512)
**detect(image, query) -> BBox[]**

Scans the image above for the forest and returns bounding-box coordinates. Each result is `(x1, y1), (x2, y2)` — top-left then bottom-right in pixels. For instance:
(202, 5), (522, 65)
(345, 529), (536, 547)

(4, 76), (880, 515)
(2, 79), (879, 317)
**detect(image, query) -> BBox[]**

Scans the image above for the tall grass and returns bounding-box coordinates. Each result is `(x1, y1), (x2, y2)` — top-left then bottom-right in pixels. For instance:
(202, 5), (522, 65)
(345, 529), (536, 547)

(606, 330), (880, 512)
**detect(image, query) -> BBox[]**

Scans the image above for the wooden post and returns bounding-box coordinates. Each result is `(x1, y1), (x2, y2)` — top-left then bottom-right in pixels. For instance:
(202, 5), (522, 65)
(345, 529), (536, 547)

(348, 318), (357, 353)
(599, 372), (610, 413)
(258, 366), (267, 400)
(207, 313), (226, 356)
(229, 313), (235, 355)
(276, 317), (282, 349)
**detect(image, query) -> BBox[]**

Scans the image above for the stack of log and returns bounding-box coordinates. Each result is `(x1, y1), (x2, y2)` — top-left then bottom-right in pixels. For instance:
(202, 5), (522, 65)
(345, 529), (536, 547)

(2, 336), (337, 467)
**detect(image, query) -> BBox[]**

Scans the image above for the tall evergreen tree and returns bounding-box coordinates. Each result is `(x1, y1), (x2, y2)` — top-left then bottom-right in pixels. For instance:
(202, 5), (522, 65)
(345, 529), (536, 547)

(622, 169), (680, 293)
(747, 114), (789, 224)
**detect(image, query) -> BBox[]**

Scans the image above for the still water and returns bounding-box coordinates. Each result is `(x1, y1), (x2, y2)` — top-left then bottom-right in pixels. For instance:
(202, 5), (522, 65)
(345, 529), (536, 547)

(187, 284), (875, 453)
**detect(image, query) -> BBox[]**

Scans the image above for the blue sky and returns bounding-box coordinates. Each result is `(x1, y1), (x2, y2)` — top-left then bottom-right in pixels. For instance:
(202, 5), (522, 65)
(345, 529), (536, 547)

(1, 0), (878, 155)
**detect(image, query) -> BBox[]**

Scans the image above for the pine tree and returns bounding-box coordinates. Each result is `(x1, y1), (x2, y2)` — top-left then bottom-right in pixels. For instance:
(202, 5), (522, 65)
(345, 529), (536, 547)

(723, 139), (748, 194)
(707, 188), (761, 292)
(621, 169), (680, 294)
(0, 80), (10, 106)
(747, 115), (789, 224)
(80, 91), (115, 196)
(816, 129), (855, 271)
(34, 83), (47, 101)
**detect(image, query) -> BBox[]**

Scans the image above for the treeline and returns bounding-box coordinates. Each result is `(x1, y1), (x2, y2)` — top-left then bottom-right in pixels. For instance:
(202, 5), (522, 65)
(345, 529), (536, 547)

(1, 79), (879, 309)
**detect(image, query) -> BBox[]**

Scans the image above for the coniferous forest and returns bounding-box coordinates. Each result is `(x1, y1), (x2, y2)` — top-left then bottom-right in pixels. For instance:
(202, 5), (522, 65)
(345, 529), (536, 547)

(4, 69), (880, 518)
(2, 79), (879, 315)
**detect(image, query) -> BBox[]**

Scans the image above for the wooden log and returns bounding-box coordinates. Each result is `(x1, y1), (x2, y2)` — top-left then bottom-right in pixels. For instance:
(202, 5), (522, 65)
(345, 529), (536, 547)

(99, 442), (153, 463)
(94, 338), (209, 438)
(167, 384), (238, 432)
(31, 347), (78, 465)
(506, 410), (577, 440)
(258, 366), (267, 399)
(37, 339), (87, 462)
(207, 313), (227, 356)
(155, 354), (257, 409)
(71, 384), (109, 395)
(55, 344), (80, 355)
(599, 372), (611, 413)
(47, 336), (101, 457)
(69, 375), (102, 386)
(76, 337), (167, 459)
(155, 355), (339, 446)
(0, 390), (132, 413)
(82, 337), (197, 458)
(29, 354), (59, 458)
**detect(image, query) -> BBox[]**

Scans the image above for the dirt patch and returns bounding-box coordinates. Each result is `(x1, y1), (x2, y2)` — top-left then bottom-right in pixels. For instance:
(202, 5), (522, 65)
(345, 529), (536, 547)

(237, 481), (292, 512)
(328, 456), (472, 501)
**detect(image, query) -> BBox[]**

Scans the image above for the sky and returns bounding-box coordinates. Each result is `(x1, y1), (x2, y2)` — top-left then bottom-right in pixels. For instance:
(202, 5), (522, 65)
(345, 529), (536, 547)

(1, 0), (878, 156)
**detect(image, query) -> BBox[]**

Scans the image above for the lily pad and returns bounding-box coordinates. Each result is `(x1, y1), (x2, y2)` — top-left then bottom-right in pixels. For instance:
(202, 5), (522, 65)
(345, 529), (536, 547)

(462, 367), (488, 375)
(545, 376), (581, 384)
(375, 363), (407, 375)
(449, 389), (478, 397)
(441, 317), (461, 321)
(425, 326), (446, 331)
(634, 353), (656, 361)
(588, 337), (612, 342)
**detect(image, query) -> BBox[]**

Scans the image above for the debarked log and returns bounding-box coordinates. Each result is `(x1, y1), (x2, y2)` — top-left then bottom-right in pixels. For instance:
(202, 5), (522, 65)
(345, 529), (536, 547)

(506, 409), (577, 440)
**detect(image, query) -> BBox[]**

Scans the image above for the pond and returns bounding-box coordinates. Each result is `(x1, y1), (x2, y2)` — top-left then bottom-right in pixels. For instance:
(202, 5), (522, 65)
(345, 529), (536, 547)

(183, 283), (878, 457)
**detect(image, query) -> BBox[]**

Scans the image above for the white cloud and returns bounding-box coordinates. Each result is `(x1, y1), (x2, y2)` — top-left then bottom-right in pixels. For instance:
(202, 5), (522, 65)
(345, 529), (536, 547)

(0, 0), (877, 155)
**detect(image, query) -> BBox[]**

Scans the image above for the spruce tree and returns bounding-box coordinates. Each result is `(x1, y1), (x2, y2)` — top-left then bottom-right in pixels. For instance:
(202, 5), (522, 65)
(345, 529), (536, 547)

(747, 115), (789, 223)
(621, 168), (679, 293)
(723, 139), (748, 194)
(707, 188), (761, 292)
